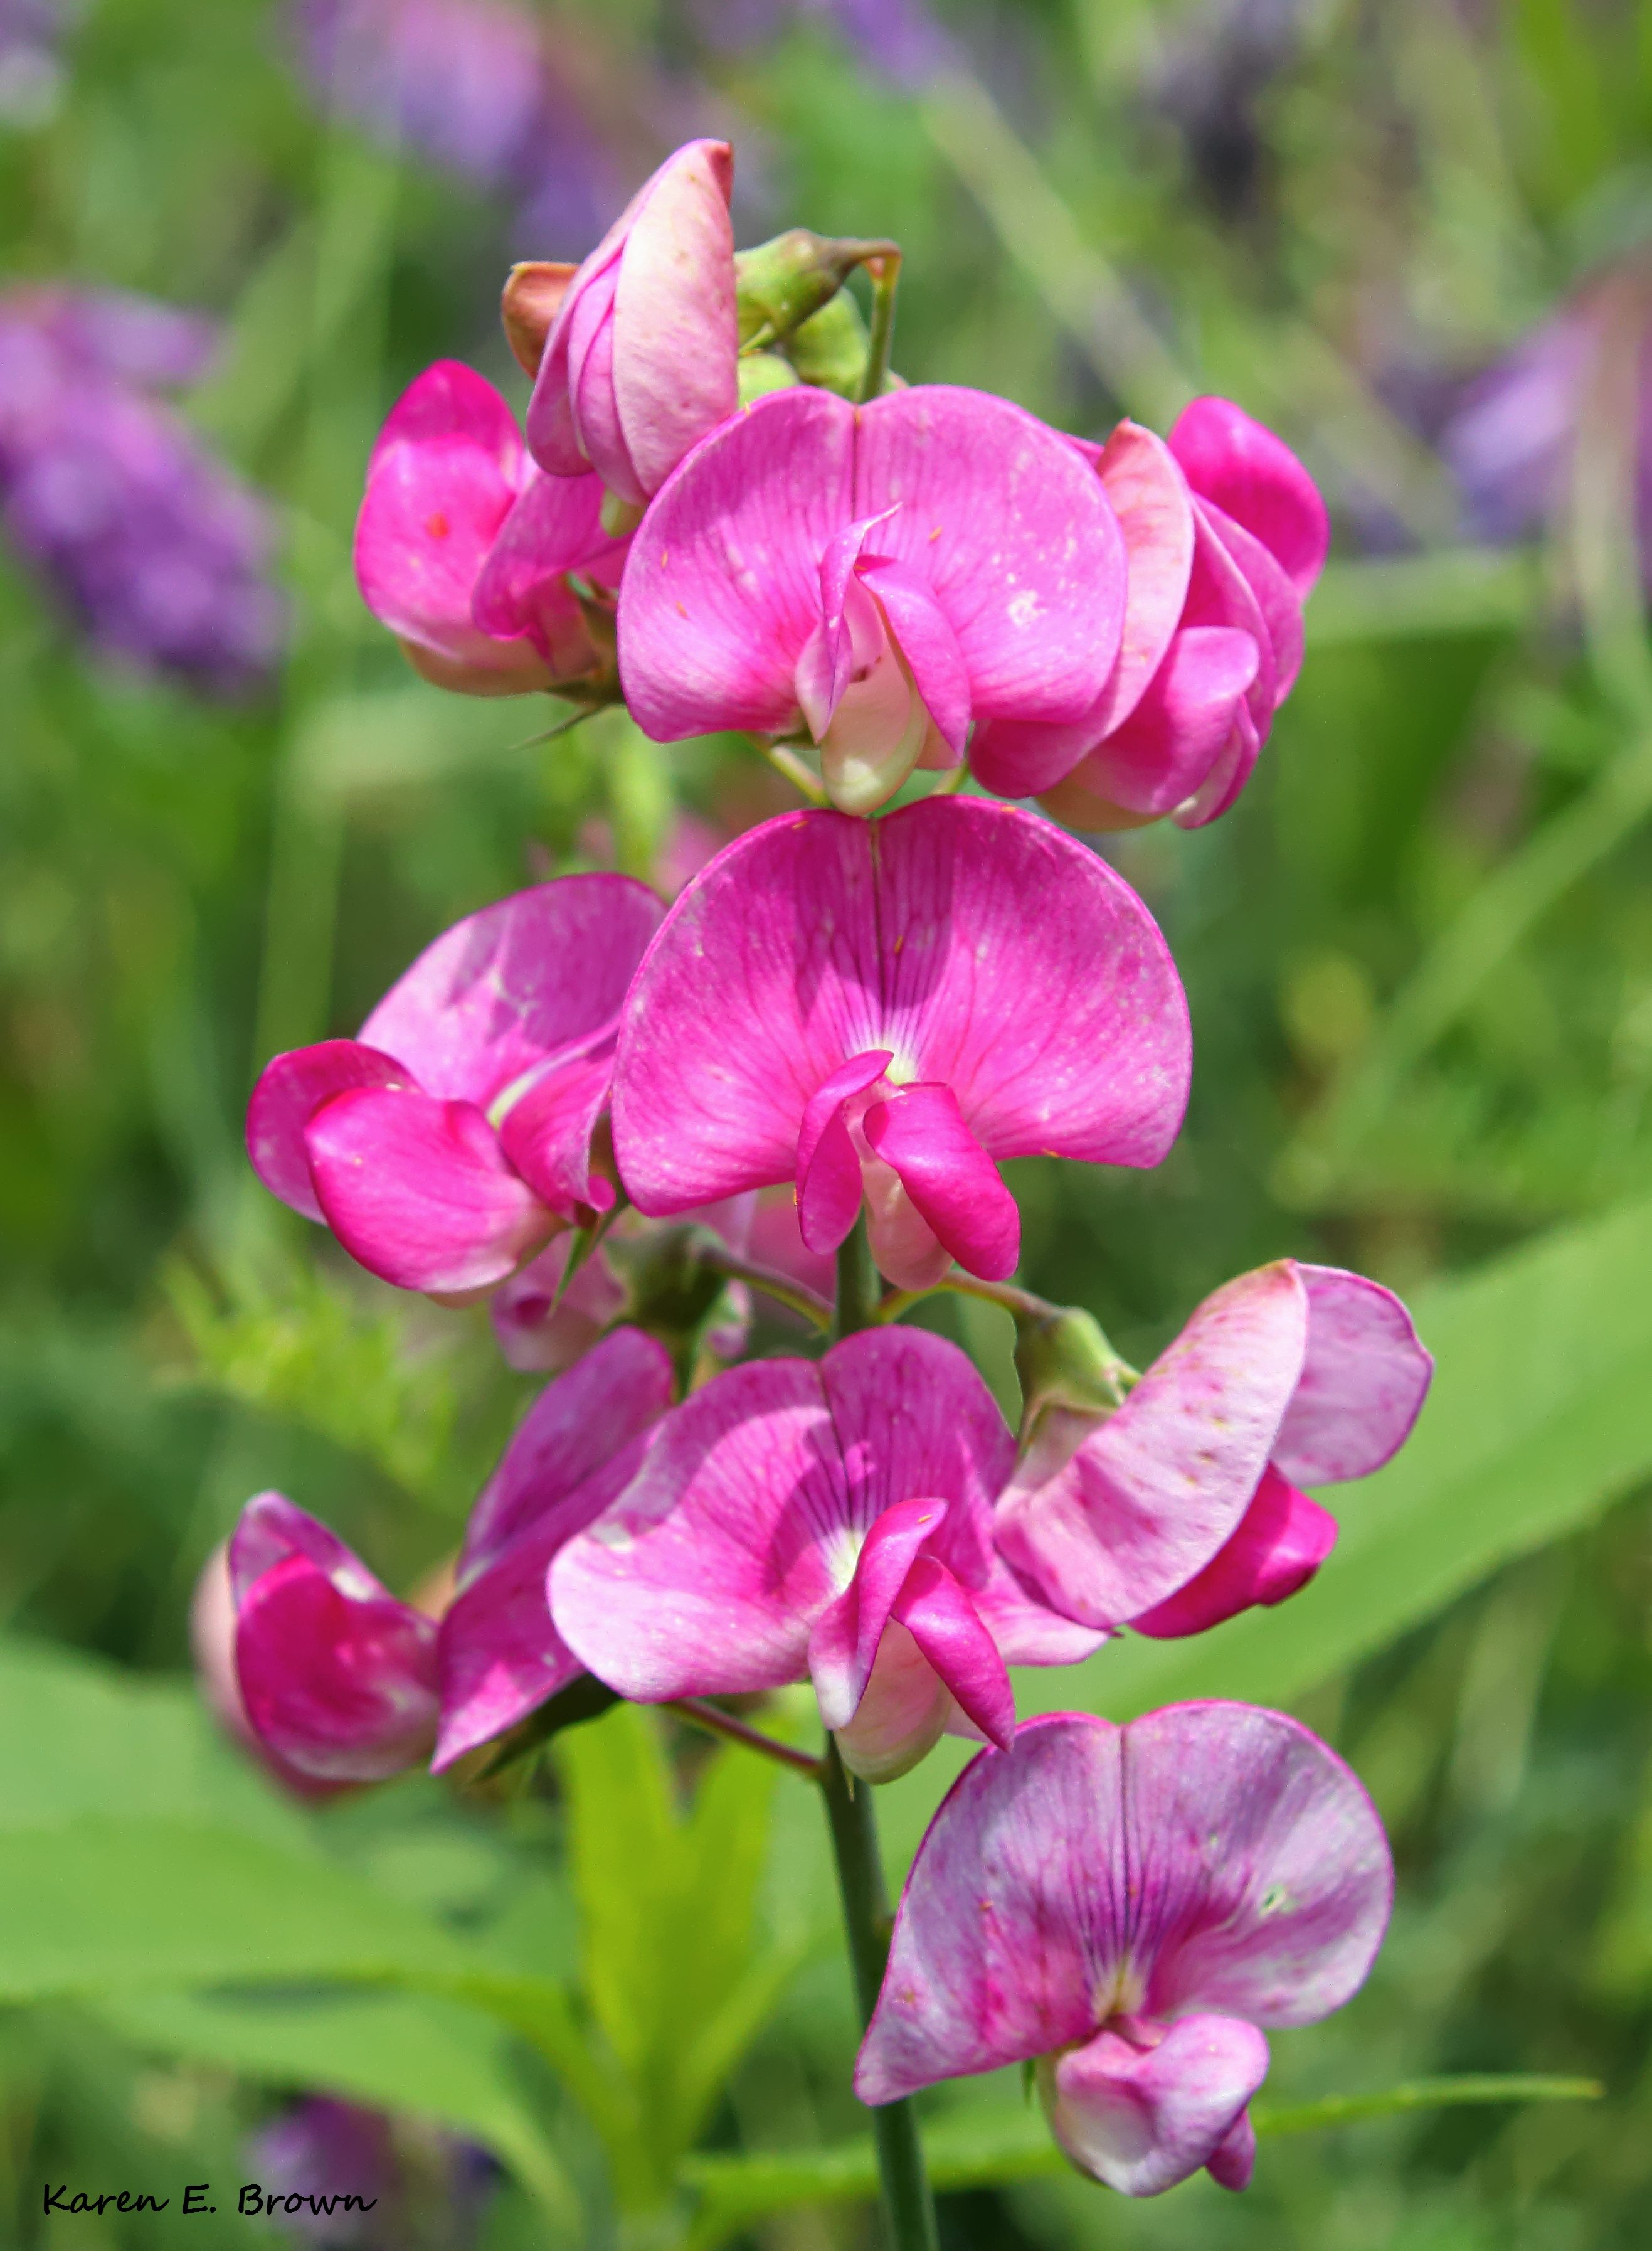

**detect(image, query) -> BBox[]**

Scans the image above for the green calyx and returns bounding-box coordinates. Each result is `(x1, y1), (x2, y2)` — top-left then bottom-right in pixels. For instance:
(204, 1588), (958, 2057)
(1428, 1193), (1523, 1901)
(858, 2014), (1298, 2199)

(735, 230), (903, 401)
(1012, 1306), (1136, 1427)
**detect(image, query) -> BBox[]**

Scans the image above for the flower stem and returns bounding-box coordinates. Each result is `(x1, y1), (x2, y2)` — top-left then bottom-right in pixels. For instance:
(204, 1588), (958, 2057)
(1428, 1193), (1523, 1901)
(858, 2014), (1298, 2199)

(665, 1698), (825, 1780)
(834, 1218), (879, 1339)
(874, 1267), (1062, 1326)
(859, 249), (903, 405)
(696, 1244), (833, 1332)
(819, 1738), (940, 2251)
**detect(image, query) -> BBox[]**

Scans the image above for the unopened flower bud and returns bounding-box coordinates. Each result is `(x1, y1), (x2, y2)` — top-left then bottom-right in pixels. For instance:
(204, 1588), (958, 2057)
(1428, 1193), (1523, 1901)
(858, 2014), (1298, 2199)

(1014, 1305), (1135, 1429)
(501, 259), (577, 378)
(738, 349), (802, 406)
(734, 228), (897, 349)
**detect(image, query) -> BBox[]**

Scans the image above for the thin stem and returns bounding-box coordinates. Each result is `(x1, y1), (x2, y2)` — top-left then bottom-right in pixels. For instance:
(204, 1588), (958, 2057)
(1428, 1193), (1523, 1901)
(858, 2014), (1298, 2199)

(834, 1217), (879, 1339)
(761, 740), (829, 804)
(875, 1268), (1062, 1326)
(666, 1700), (825, 1782)
(697, 1245), (833, 1332)
(859, 250), (902, 405)
(819, 1739), (940, 2251)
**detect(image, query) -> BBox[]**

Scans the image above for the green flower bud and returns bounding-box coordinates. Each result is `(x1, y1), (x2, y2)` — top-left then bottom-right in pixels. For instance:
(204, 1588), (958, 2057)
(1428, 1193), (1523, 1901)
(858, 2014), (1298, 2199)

(1014, 1306), (1135, 1427)
(738, 351), (802, 407)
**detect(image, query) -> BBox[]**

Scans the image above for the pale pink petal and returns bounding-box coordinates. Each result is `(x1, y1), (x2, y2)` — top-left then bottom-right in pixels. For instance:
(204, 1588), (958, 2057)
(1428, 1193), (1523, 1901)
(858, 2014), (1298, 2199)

(305, 1089), (555, 1295)
(1054, 626), (1259, 823)
(246, 1040), (413, 1223)
(861, 558), (972, 755)
(230, 1493), (438, 1785)
(797, 1051), (893, 1255)
(861, 1167), (952, 1294)
(1129, 1465), (1338, 1638)
(852, 386), (1127, 724)
(1168, 398), (1330, 598)
(618, 386), (856, 739)
(796, 516), (891, 739)
(1271, 1264), (1434, 1487)
(969, 1555), (1110, 1668)
(808, 1495), (949, 1728)
(891, 1553), (1015, 1751)
(834, 1620), (955, 1784)
(360, 876), (664, 1110)
(461, 1327), (677, 1580)
(1185, 499), (1278, 722)
(495, 1050), (617, 1220)
(855, 1705), (1390, 2102)
(611, 799), (1190, 1218)
(1042, 2014), (1269, 2197)
(611, 138), (739, 499)
(995, 1264), (1310, 1630)
(1205, 2108), (1257, 2191)
(527, 233), (625, 477)
(567, 261), (628, 494)
(862, 1083), (1019, 1281)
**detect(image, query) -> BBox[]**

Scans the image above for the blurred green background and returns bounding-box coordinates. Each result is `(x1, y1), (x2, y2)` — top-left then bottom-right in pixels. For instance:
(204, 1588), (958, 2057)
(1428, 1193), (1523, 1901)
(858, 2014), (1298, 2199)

(6, 0), (1652, 2245)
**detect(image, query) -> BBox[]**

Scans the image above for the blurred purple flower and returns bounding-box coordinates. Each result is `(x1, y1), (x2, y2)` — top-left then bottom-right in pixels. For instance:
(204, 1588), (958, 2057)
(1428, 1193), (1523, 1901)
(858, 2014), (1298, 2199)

(0, 287), (287, 696)
(688, 0), (951, 88)
(248, 2099), (497, 2249)
(0, 0), (68, 128)
(1441, 306), (1597, 545)
(294, 0), (618, 253)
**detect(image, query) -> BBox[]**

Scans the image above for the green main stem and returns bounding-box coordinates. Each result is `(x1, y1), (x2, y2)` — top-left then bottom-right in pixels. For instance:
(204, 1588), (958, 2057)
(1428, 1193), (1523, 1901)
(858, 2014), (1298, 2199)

(820, 1223), (941, 2251)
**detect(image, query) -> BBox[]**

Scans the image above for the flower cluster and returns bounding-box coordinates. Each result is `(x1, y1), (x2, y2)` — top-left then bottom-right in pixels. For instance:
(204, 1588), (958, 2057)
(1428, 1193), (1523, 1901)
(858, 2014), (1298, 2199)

(220, 139), (1433, 2203)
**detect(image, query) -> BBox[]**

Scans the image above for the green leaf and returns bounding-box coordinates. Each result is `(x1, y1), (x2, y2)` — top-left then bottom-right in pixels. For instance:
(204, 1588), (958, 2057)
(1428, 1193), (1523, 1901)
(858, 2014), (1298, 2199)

(678, 2075), (1602, 2248)
(90, 1987), (576, 2227)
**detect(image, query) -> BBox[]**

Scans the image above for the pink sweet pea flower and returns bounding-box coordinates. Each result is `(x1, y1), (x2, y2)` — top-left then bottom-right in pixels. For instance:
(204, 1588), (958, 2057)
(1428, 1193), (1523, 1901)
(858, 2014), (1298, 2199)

(228, 1328), (674, 1782)
(997, 1261), (1432, 1639)
(609, 797), (1189, 1293)
(615, 383), (1128, 813)
(971, 399), (1328, 829)
(549, 1325), (1239, 1784)
(354, 359), (627, 696)
(856, 1705), (1392, 2196)
(527, 138), (738, 514)
(247, 875), (664, 1297)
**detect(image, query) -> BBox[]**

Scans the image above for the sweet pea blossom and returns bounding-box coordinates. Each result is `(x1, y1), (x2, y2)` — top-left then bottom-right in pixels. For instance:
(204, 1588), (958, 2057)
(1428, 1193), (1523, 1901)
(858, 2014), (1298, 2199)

(610, 796), (1189, 1292)
(230, 1329), (673, 1781)
(527, 138), (739, 514)
(617, 383), (1128, 812)
(552, 1328), (1111, 1781)
(856, 1705), (1392, 2196)
(247, 876), (664, 1296)
(997, 1260), (1432, 1639)
(355, 359), (627, 696)
(971, 399), (1326, 829)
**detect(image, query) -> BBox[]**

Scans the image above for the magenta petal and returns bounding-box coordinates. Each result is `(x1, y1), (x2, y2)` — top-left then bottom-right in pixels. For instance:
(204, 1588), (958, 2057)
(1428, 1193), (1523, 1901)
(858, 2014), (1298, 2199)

(618, 386), (857, 740)
(995, 1263), (1310, 1631)
(852, 386), (1127, 724)
(470, 466), (626, 671)
(246, 1040), (413, 1223)
(797, 516), (889, 738)
(891, 1553), (1015, 1752)
(305, 1088), (554, 1295)
(1199, 499), (1305, 705)
(808, 1494), (950, 1729)
(1168, 397), (1330, 599)
(612, 799), (1190, 1220)
(967, 708), (1103, 799)
(230, 1493), (438, 1785)
(462, 1328), (677, 1580)
(1174, 697), (1260, 831)
(527, 234), (623, 478)
(1043, 2014), (1270, 2197)
(1067, 625), (1261, 822)
(1129, 1465), (1338, 1639)
(495, 1050), (616, 1220)
(860, 557), (972, 755)
(797, 1050), (893, 1255)
(1087, 420), (1198, 735)
(1205, 2107), (1257, 2192)
(359, 876), (663, 1110)
(855, 1704), (1391, 2105)
(863, 1083), (1020, 1282)
(1272, 1264), (1434, 1487)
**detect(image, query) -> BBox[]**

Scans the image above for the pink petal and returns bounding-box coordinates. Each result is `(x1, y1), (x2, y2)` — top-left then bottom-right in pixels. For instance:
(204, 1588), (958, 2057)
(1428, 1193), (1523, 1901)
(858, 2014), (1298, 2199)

(359, 876), (664, 1110)
(495, 1049), (617, 1220)
(305, 1088), (555, 1295)
(1168, 397), (1330, 598)
(1048, 625), (1259, 825)
(434, 1516), (585, 1770)
(470, 466), (628, 671)
(1087, 421), (1198, 733)
(862, 1083), (1020, 1281)
(490, 1233), (630, 1373)
(246, 1040), (413, 1223)
(1205, 2107), (1257, 2192)
(860, 557), (976, 758)
(461, 1327), (677, 1581)
(1271, 1264), (1434, 1487)
(527, 233), (625, 478)
(796, 514), (892, 738)
(566, 261), (628, 497)
(833, 1620), (956, 1784)
(229, 1493), (438, 1785)
(855, 1704), (1391, 2103)
(1042, 2014), (1269, 2197)
(852, 386), (1127, 725)
(354, 360), (555, 687)
(797, 1050), (893, 1255)
(1185, 499), (1277, 722)
(891, 1553), (1015, 1752)
(1173, 697), (1260, 831)
(995, 1263), (1310, 1630)
(618, 386), (856, 739)
(610, 137), (739, 500)
(1199, 499), (1305, 705)
(611, 799), (1190, 1219)
(808, 1494), (950, 1729)
(1129, 1464), (1338, 1638)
